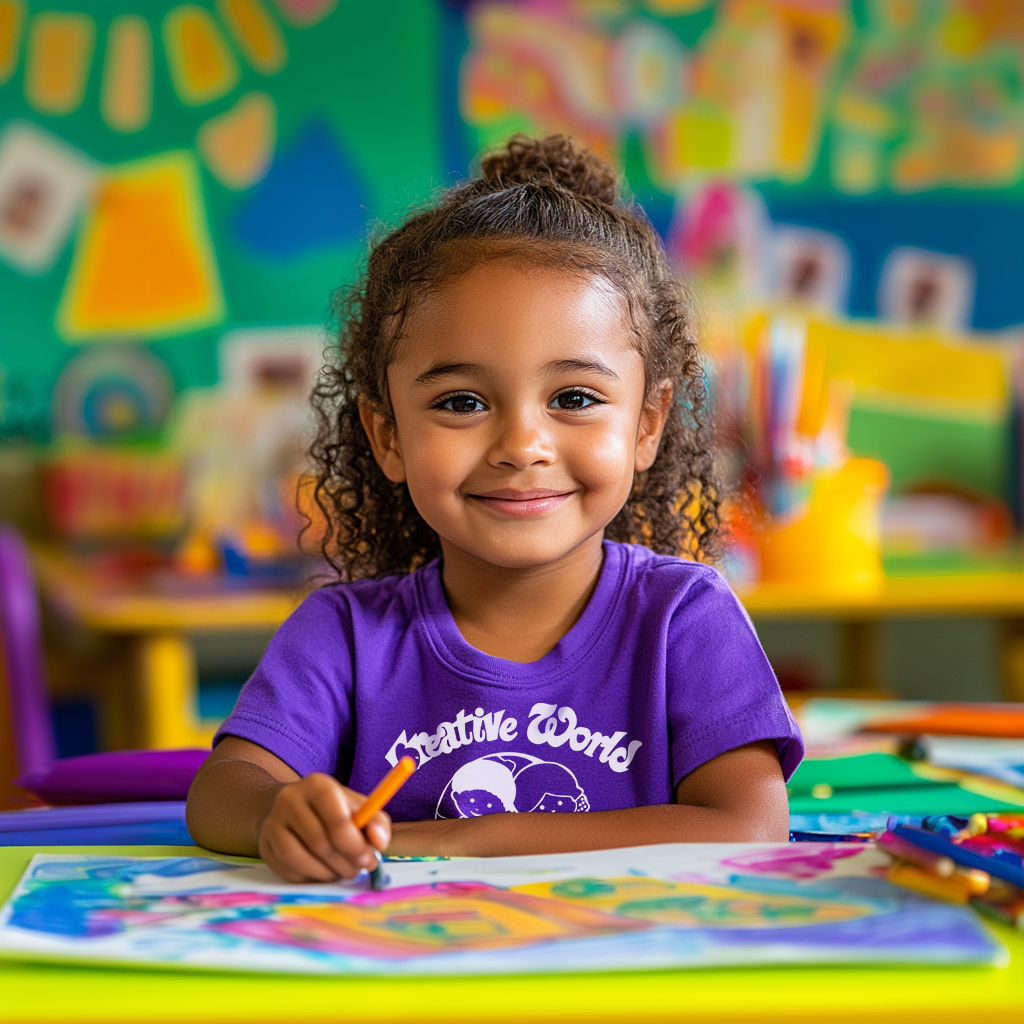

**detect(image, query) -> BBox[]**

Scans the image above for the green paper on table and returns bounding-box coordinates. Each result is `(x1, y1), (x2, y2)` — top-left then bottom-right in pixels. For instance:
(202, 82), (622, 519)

(789, 753), (937, 794)
(788, 753), (1024, 816)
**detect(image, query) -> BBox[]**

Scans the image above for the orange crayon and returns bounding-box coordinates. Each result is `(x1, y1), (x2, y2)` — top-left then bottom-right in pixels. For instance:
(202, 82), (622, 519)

(886, 860), (989, 904)
(353, 756), (416, 891)
(353, 756), (416, 830)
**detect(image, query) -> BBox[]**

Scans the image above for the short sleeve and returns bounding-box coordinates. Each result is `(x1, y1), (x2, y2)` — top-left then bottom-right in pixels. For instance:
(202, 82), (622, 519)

(215, 589), (355, 779)
(664, 568), (803, 786)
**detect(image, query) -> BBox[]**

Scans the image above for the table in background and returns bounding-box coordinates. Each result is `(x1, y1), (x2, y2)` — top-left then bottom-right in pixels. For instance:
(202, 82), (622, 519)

(32, 546), (1024, 755)
(2, 844), (1023, 1024)
(741, 557), (1024, 699)
(31, 545), (303, 750)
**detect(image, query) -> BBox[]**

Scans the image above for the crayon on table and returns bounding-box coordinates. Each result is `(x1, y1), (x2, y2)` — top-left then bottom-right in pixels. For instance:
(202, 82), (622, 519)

(877, 831), (955, 877)
(885, 861), (977, 903)
(891, 824), (1024, 889)
(972, 879), (1024, 929)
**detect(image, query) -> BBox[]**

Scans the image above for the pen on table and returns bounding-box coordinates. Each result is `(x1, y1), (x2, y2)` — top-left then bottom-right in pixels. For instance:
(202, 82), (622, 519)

(353, 756), (416, 891)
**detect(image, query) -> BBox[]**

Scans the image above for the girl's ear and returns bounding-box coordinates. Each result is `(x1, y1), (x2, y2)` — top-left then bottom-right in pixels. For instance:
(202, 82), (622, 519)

(358, 397), (407, 483)
(634, 380), (673, 473)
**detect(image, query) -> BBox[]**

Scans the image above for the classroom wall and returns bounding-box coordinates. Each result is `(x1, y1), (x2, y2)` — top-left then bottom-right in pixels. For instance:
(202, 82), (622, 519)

(3, 1), (1024, 412)
(2, 1), (1023, 720)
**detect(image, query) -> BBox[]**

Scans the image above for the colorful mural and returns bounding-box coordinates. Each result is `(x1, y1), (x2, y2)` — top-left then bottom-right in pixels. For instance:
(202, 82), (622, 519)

(5, 1), (1024, 445)
(0, 0), (440, 440)
(460, 0), (1024, 196)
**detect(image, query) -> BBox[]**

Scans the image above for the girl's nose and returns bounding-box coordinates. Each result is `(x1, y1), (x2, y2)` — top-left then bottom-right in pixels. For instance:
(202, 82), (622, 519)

(488, 411), (555, 469)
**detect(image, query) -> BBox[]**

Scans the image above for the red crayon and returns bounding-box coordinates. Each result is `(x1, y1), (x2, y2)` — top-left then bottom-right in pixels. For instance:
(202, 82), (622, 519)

(877, 831), (955, 877)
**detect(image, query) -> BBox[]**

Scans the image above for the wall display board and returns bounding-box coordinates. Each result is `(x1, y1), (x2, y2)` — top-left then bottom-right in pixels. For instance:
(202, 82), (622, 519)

(0, 0), (443, 438)
(2, 0), (1023, 503)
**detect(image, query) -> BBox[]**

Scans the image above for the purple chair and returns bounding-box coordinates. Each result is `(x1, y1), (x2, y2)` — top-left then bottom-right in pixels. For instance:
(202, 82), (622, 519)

(0, 524), (207, 806)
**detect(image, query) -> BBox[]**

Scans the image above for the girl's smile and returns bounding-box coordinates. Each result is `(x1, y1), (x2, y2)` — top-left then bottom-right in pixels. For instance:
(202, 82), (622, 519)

(468, 488), (576, 518)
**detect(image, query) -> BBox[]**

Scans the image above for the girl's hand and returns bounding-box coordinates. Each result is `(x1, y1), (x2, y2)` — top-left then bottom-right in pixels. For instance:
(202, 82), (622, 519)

(257, 773), (392, 883)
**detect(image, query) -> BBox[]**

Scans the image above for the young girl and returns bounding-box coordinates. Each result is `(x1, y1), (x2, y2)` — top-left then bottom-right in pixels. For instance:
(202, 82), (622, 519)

(187, 135), (803, 882)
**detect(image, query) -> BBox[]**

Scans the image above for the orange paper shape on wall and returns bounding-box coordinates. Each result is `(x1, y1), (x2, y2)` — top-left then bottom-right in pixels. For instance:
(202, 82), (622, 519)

(25, 11), (95, 115)
(0, 0), (24, 84)
(197, 91), (276, 189)
(101, 14), (152, 133)
(58, 151), (225, 340)
(218, 0), (287, 74)
(163, 4), (239, 106)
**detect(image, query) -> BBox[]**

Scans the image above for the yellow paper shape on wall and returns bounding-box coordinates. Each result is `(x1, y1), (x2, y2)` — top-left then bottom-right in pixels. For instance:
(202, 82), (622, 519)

(0, 0), (24, 84)
(101, 15), (152, 133)
(775, 5), (847, 182)
(805, 319), (1009, 422)
(25, 11), (95, 115)
(197, 91), (276, 189)
(58, 151), (225, 340)
(163, 4), (239, 106)
(218, 0), (287, 74)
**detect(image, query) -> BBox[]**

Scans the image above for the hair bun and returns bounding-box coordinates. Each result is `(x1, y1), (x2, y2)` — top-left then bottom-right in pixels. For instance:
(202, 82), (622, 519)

(480, 134), (618, 206)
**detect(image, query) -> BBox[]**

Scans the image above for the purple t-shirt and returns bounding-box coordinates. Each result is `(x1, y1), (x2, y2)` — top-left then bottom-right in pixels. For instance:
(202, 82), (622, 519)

(217, 541), (802, 822)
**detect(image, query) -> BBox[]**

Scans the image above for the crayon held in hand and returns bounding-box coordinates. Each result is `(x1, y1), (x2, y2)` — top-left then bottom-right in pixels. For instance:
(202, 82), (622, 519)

(353, 756), (416, 830)
(353, 756), (416, 892)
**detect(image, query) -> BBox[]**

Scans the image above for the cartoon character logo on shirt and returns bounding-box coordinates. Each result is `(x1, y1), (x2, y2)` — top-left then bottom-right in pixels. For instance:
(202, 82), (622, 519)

(435, 752), (590, 819)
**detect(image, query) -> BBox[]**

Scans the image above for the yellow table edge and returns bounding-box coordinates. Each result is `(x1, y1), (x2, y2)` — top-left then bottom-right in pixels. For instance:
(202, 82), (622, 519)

(740, 573), (1024, 618)
(2, 845), (1023, 1024)
(31, 546), (303, 633)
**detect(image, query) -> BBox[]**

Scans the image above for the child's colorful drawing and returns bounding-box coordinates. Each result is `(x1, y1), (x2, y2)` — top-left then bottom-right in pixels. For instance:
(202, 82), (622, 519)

(0, 844), (1004, 975)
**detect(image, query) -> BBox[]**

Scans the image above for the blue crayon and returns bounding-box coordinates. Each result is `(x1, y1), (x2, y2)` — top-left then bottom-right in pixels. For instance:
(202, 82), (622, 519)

(891, 825), (1024, 890)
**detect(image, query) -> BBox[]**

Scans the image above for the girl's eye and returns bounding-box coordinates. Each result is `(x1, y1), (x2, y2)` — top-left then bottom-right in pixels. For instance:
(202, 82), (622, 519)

(550, 389), (603, 411)
(436, 393), (486, 413)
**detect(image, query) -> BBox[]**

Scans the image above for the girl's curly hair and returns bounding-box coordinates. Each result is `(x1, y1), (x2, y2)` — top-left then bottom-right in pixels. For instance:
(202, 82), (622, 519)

(309, 134), (720, 579)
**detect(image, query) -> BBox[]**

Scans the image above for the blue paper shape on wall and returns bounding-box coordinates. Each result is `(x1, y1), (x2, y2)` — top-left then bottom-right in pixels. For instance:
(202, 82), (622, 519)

(234, 119), (368, 259)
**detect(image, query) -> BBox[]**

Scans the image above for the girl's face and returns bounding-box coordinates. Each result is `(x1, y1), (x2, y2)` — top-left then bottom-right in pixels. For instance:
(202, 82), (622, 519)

(361, 260), (671, 570)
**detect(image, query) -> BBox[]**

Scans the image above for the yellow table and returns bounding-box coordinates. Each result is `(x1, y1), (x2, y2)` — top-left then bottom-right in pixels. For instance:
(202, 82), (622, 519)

(31, 546), (303, 751)
(740, 568), (1024, 698)
(3, 844), (1024, 1023)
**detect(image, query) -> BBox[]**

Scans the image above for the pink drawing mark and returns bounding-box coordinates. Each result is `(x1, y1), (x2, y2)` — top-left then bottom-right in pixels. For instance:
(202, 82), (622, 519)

(721, 845), (864, 879)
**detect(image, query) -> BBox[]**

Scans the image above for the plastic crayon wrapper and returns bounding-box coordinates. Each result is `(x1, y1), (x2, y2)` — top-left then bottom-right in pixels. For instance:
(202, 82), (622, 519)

(921, 815), (967, 838)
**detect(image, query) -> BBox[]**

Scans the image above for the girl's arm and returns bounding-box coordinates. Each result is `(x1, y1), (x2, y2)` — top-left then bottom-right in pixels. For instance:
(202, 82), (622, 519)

(186, 736), (391, 882)
(187, 737), (787, 880)
(387, 741), (789, 857)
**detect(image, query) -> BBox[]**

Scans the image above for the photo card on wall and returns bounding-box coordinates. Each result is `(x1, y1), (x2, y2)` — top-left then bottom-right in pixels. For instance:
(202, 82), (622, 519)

(877, 246), (975, 332)
(0, 120), (97, 274)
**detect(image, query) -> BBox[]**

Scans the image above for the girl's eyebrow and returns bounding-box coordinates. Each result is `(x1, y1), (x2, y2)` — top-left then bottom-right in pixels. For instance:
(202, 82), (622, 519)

(543, 358), (620, 380)
(412, 357), (619, 387)
(413, 362), (482, 386)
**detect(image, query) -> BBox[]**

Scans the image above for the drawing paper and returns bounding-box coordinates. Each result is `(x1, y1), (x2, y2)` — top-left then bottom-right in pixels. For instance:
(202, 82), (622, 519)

(0, 843), (1005, 975)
